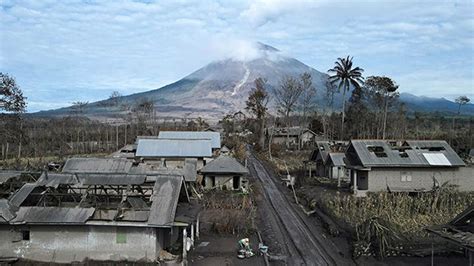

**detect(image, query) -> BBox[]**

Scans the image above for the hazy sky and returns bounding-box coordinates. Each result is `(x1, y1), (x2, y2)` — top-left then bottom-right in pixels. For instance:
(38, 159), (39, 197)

(1, 0), (473, 112)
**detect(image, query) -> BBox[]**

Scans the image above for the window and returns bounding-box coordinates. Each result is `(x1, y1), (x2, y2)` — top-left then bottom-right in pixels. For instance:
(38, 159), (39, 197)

(428, 147), (445, 152)
(401, 172), (412, 182)
(116, 228), (127, 244)
(22, 230), (30, 241)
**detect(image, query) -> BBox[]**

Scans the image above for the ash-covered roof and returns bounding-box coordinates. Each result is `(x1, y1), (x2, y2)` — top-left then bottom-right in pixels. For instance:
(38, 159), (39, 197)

(62, 158), (133, 173)
(158, 131), (221, 149)
(0, 199), (16, 223)
(148, 175), (185, 226)
(346, 140), (465, 168)
(0, 171), (23, 184)
(37, 172), (147, 186)
(200, 156), (248, 174)
(136, 138), (212, 158)
(327, 153), (346, 167)
(9, 183), (36, 207)
(10, 207), (95, 225)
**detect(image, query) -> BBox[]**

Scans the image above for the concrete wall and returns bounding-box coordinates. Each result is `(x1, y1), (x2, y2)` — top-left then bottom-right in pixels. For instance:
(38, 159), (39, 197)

(272, 136), (298, 145)
(144, 158), (205, 170)
(203, 174), (242, 190)
(329, 166), (348, 180)
(0, 225), (162, 263)
(361, 167), (474, 192)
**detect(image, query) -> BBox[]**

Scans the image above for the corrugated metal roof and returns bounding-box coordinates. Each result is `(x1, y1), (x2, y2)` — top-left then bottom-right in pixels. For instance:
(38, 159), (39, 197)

(158, 131), (221, 149)
(0, 171), (23, 184)
(328, 153), (346, 167)
(200, 156), (248, 174)
(0, 199), (16, 222)
(62, 158), (133, 173)
(347, 140), (465, 168)
(76, 173), (146, 185)
(9, 183), (37, 207)
(148, 176), (183, 227)
(136, 138), (212, 158)
(315, 141), (331, 163)
(10, 207), (95, 224)
(405, 140), (465, 166)
(37, 172), (78, 187)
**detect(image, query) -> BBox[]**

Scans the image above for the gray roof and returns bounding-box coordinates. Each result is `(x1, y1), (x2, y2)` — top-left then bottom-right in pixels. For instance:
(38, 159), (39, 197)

(311, 141), (331, 162)
(328, 153), (346, 167)
(9, 183), (37, 207)
(62, 158), (133, 173)
(0, 199), (16, 222)
(0, 171), (23, 184)
(148, 175), (184, 227)
(346, 140), (465, 168)
(37, 172), (147, 186)
(136, 138), (212, 158)
(200, 156), (248, 174)
(405, 140), (466, 166)
(10, 207), (95, 224)
(158, 131), (221, 149)
(220, 145), (230, 152)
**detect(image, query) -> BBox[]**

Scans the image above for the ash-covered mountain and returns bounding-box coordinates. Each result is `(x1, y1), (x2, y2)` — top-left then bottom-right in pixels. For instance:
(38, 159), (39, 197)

(35, 42), (473, 118)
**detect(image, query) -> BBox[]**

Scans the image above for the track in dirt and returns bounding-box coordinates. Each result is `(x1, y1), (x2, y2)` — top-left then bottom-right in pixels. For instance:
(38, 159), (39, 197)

(247, 151), (350, 266)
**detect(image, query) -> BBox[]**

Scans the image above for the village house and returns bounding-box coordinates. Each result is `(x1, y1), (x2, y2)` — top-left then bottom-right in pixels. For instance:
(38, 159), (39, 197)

(0, 171), (197, 263)
(327, 153), (348, 181)
(158, 131), (221, 151)
(135, 138), (213, 170)
(199, 155), (249, 190)
(345, 140), (473, 196)
(267, 127), (320, 149)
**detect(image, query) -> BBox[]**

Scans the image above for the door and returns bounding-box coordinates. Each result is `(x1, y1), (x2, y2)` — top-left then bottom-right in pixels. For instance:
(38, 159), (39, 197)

(233, 176), (240, 190)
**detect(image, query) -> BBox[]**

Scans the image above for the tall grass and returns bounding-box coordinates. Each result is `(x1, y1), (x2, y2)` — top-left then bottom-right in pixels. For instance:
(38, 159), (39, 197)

(321, 188), (474, 236)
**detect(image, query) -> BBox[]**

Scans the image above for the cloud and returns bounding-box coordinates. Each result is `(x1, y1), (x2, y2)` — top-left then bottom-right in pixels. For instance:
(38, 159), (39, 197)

(0, 0), (472, 111)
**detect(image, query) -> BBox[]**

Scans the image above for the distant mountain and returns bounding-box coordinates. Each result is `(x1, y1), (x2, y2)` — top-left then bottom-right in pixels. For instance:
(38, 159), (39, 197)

(34, 42), (473, 118)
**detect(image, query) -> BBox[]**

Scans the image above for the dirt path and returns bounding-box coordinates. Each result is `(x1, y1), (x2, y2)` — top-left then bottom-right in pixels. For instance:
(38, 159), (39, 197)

(247, 151), (353, 266)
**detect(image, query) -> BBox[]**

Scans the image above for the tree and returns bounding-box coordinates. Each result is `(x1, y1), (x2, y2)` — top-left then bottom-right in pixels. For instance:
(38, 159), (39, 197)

(245, 78), (269, 148)
(275, 76), (305, 148)
(109, 91), (122, 107)
(323, 80), (337, 139)
(364, 76), (398, 139)
(346, 85), (368, 139)
(298, 72), (317, 127)
(328, 56), (364, 140)
(455, 96), (470, 115)
(0, 73), (27, 113)
(452, 96), (470, 142)
(71, 101), (89, 117)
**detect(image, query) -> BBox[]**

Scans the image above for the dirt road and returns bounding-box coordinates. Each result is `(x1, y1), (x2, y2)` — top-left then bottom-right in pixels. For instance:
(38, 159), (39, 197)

(247, 151), (353, 266)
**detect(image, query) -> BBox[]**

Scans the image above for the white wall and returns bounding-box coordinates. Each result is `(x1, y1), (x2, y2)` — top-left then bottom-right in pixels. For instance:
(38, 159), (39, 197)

(0, 225), (161, 263)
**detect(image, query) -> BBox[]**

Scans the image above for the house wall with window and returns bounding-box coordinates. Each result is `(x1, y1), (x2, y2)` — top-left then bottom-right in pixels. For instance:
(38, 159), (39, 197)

(203, 174), (243, 190)
(360, 167), (474, 192)
(0, 225), (162, 263)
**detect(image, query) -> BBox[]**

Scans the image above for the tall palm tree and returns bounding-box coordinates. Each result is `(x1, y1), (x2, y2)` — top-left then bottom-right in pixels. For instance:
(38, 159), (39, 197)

(328, 56), (364, 140)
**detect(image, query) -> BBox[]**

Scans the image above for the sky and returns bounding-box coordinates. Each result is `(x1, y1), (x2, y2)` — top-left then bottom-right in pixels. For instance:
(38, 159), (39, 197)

(0, 0), (473, 112)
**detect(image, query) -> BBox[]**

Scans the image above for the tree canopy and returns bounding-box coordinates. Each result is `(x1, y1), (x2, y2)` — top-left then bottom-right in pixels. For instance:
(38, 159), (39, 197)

(0, 73), (27, 113)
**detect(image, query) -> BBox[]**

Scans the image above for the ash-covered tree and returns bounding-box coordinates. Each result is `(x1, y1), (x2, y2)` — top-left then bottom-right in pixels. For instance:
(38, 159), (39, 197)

(452, 95), (470, 141)
(275, 76), (305, 148)
(298, 72), (317, 128)
(245, 78), (269, 148)
(0, 73), (27, 113)
(328, 56), (364, 140)
(346, 85), (368, 139)
(364, 76), (398, 139)
(109, 91), (122, 107)
(0, 73), (27, 159)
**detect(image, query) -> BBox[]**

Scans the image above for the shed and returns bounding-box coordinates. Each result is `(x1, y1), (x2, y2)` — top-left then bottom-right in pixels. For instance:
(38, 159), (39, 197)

(200, 156), (248, 190)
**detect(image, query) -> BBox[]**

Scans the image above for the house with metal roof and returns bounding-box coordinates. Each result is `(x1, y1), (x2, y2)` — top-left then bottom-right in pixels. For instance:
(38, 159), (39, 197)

(266, 127), (321, 149)
(157, 131), (221, 149)
(199, 155), (249, 190)
(327, 153), (348, 182)
(0, 171), (198, 263)
(345, 140), (473, 195)
(135, 138), (212, 170)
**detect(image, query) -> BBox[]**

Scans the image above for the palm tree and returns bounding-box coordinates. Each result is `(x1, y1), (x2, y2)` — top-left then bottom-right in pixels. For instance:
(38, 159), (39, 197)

(328, 56), (364, 140)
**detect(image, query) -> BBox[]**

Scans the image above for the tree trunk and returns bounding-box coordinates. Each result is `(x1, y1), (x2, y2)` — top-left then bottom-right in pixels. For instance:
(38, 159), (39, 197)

(382, 94), (389, 140)
(259, 117), (266, 149)
(340, 87), (347, 140)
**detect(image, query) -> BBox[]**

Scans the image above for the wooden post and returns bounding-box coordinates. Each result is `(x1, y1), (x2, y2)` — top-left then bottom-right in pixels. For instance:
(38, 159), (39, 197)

(182, 228), (187, 265)
(190, 224), (194, 248)
(353, 170), (358, 195)
(196, 214), (200, 239)
(309, 163), (312, 178)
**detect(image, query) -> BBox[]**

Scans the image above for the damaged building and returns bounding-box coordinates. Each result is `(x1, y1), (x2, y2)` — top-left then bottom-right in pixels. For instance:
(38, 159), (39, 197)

(345, 140), (473, 196)
(0, 171), (198, 263)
